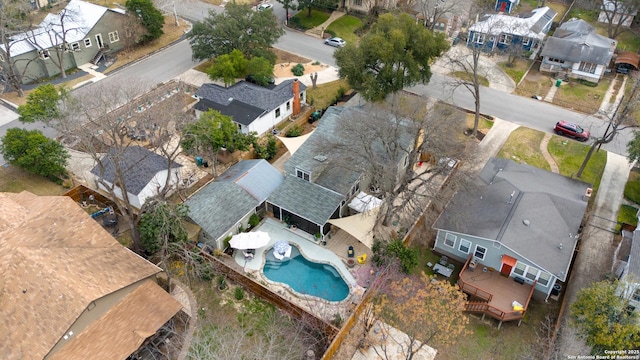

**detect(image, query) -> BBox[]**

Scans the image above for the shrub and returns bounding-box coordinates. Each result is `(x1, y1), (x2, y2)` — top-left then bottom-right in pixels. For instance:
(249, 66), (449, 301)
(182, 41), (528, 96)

(286, 124), (302, 137)
(577, 79), (598, 87)
(313, 61), (321, 65)
(249, 213), (261, 227)
(291, 63), (305, 76)
(234, 287), (245, 300)
(331, 313), (343, 327)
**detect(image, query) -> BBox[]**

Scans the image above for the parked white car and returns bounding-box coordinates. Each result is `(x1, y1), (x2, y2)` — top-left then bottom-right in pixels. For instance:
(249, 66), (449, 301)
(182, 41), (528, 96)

(257, 3), (273, 10)
(324, 37), (346, 47)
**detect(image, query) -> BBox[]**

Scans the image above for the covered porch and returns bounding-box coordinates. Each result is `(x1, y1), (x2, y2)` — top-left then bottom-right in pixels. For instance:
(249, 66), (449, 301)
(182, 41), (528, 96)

(458, 255), (536, 328)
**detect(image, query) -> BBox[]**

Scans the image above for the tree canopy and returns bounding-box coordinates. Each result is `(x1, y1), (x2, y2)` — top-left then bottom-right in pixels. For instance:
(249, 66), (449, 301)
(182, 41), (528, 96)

(17, 84), (66, 123)
(334, 12), (449, 102)
(188, 3), (284, 62)
(125, 0), (164, 42)
(207, 49), (249, 86)
(571, 280), (640, 353)
(0, 128), (69, 179)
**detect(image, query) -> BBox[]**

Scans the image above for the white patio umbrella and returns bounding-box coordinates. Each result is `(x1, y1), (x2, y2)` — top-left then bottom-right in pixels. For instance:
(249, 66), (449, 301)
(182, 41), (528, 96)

(229, 231), (271, 250)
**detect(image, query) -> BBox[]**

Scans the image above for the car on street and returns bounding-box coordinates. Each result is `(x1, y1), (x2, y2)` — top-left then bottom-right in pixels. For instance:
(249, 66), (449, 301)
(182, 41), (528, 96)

(554, 120), (590, 141)
(257, 3), (273, 10)
(324, 37), (346, 47)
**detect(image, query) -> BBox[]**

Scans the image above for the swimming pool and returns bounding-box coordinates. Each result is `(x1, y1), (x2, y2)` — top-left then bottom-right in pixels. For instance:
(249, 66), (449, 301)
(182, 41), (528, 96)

(263, 245), (350, 302)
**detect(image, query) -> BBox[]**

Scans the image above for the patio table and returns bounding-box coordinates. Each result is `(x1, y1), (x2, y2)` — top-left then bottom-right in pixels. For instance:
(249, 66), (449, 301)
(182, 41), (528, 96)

(433, 263), (453, 278)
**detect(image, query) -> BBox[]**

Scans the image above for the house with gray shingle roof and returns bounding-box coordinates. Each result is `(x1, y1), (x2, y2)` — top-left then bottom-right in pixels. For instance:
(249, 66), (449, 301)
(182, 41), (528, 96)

(540, 19), (618, 83)
(433, 157), (591, 299)
(90, 146), (182, 209)
(619, 229), (640, 320)
(185, 159), (284, 249)
(194, 79), (306, 136)
(1, 0), (127, 84)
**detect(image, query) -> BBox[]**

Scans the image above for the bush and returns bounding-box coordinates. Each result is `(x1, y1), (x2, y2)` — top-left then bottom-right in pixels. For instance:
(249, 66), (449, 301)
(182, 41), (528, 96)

(286, 124), (303, 137)
(234, 286), (245, 300)
(249, 213), (261, 227)
(372, 238), (418, 273)
(331, 313), (343, 327)
(577, 79), (598, 87)
(291, 63), (305, 76)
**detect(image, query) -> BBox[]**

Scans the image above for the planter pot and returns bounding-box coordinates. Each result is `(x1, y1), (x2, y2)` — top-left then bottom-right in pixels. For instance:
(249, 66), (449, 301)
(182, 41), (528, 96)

(347, 259), (356, 268)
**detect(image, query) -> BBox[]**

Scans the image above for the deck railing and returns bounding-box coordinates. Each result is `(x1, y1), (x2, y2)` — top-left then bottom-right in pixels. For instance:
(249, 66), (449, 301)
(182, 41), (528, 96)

(465, 301), (524, 322)
(457, 255), (494, 302)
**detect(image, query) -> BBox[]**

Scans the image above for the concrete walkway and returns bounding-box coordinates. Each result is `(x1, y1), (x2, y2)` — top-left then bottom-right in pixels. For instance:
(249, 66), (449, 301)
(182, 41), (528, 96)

(597, 74), (627, 119)
(306, 11), (346, 38)
(540, 133), (559, 173)
(470, 118), (520, 171)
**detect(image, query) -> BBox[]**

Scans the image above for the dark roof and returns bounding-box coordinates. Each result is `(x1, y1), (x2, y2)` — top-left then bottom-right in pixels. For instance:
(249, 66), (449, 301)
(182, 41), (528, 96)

(185, 160), (283, 242)
(433, 157), (591, 281)
(630, 229), (640, 278)
(541, 19), (617, 65)
(195, 79), (307, 125)
(90, 146), (181, 195)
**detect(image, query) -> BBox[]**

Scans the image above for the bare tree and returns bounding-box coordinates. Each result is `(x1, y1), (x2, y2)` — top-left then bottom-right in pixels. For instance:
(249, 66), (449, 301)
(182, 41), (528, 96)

(416, 0), (460, 31)
(0, 0), (37, 96)
(51, 81), (196, 252)
(596, 0), (640, 39)
(111, 12), (147, 52)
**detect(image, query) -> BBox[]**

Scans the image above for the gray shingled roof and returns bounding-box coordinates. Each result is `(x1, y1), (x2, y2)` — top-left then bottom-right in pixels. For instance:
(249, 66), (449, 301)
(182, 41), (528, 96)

(195, 79), (307, 122)
(541, 19), (617, 65)
(90, 146), (181, 195)
(267, 175), (344, 225)
(193, 98), (265, 126)
(185, 160), (283, 242)
(433, 157), (590, 281)
(630, 230), (640, 278)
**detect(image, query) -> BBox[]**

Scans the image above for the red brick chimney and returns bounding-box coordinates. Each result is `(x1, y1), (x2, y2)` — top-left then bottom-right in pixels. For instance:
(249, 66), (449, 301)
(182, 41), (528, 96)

(292, 79), (300, 116)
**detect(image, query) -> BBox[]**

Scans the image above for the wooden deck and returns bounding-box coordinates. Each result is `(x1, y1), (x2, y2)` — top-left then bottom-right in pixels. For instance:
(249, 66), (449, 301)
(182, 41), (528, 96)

(458, 256), (535, 325)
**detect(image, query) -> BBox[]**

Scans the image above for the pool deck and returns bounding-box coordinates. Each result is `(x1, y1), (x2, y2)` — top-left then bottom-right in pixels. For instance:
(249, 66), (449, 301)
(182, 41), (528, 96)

(233, 218), (359, 290)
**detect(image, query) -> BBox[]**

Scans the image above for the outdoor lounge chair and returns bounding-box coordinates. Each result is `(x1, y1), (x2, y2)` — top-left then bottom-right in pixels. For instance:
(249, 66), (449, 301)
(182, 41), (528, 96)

(348, 246), (355, 258)
(439, 256), (448, 266)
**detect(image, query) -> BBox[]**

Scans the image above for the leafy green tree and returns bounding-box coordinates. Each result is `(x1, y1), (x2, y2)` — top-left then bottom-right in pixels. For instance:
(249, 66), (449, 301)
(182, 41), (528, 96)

(372, 238), (418, 273)
(253, 134), (278, 160)
(187, 3), (284, 61)
(334, 12), (449, 102)
(571, 280), (640, 353)
(17, 84), (67, 123)
(207, 49), (248, 86)
(0, 128), (69, 179)
(276, 0), (296, 24)
(125, 0), (164, 43)
(181, 109), (256, 176)
(246, 56), (275, 86)
(297, 0), (338, 16)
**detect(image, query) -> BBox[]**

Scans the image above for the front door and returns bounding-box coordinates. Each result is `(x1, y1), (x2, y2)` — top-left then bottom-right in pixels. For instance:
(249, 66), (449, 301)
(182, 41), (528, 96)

(499, 1), (507, 12)
(500, 262), (513, 276)
(95, 34), (103, 48)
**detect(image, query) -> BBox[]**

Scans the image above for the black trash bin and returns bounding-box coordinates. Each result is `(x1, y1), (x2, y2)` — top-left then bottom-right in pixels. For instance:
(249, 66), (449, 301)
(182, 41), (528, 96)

(551, 283), (562, 296)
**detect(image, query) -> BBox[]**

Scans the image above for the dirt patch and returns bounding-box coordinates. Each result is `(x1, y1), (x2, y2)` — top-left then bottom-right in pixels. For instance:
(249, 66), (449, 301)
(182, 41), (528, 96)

(273, 62), (329, 78)
(273, 48), (311, 64)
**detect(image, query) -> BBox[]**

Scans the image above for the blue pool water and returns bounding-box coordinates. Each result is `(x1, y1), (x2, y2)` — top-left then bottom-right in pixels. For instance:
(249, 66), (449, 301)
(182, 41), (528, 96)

(263, 245), (349, 302)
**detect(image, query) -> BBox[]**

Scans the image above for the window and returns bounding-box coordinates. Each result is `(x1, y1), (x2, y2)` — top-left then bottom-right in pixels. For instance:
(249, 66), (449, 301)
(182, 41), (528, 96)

(286, 101), (291, 111)
(459, 239), (471, 254)
(275, 108), (281, 117)
(499, 34), (512, 45)
(353, 0), (362, 5)
(108, 31), (119, 43)
(579, 61), (597, 74)
(84, 38), (92, 47)
(474, 245), (487, 260)
(548, 57), (565, 64)
(522, 37), (530, 45)
(525, 267), (539, 281)
(444, 233), (456, 248)
(71, 42), (80, 51)
(537, 272), (551, 286)
(296, 169), (309, 181)
(300, 92), (304, 102)
(633, 288), (640, 302)
(513, 262), (526, 276)
(473, 33), (485, 44)
(351, 180), (360, 196)
(39, 50), (50, 60)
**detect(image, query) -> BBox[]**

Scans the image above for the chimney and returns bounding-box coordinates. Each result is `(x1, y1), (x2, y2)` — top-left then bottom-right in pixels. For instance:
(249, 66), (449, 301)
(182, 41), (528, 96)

(292, 79), (300, 117)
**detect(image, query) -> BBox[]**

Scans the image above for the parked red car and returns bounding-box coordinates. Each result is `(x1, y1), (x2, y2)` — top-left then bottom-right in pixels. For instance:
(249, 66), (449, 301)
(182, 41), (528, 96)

(554, 121), (590, 141)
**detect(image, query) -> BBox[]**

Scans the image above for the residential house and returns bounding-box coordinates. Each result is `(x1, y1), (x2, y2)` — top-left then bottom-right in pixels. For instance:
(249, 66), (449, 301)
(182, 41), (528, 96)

(266, 106), (413, 238)
(619, 228), (640, 318)
(413, 0), (471, 38)
(433, 158), (590, 324)
(0, 191), (182, 360)
(540, 19), (618, 83)
(598, 0), (637, 27)
(90, 146), (183, 209)
(495, 0), (519, 13)
(1, 0), (127, 84)
(342, 0), (396, 15)
(194, 79), (306, 137)
(185, 159), (284, 250)
(467, 6), (556, 53)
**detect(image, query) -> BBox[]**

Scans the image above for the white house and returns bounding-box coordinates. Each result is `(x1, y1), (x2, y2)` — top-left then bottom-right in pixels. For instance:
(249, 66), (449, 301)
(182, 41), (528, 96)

(90, 146), (182, 209)
(194, 79), (306, 136)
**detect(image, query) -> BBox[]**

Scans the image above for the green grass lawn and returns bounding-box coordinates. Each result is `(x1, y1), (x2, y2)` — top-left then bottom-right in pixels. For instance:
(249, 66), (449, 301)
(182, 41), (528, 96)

(289, 9), (330, 30)
(552, 78), (610, 114)
(514, 66), (553, 98)
(306, 79), (351, 109)
(497, 128), (551, 171)
(547, 136), (607, 191)
(0, 165), (67, 195)
(451, 71), (490, 87)
(499, 58), (532, 84)
(624, 170), (640, 203)
(618, 204), (639, 226)
(325, 15), (362, 45)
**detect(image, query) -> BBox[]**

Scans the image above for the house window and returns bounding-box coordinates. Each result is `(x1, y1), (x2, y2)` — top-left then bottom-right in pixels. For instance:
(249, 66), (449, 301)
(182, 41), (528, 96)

(300, 92), (305, 102)
(513, 262), (526, 276)
(39, 50), (50, 60)
(351, 180), (360, 196)
(537, 271), (550, 286)
(474, 245), (487, 260)
(459, 239), (471, 254)
(522, 37), (530, 45)
(549, 58), (565, 64)
(71, 42), (80, 51)
(84, 38), (92, 47)
(108, 31), (119, 43)
(275, 108), (281, 117)
(296, 169), (310, 181)
(353, 0), (362, 5)
(473, 33), (485, 44)
(525, 266), (539, 281)
(286, 101), (291, 111)
(498, 34), (512, 44)
(633, 288), (640, 302)
(444, 233), (456, 248)
(579, 61), (597, 74)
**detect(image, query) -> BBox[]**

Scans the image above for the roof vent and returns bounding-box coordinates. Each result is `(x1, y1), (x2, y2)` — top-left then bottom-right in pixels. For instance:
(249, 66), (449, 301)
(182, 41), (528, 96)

(228, 97), (233, 102)
(558, 243), (563, 250)
(523, 219), (530, 226)
(314, 155), (327, 162)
